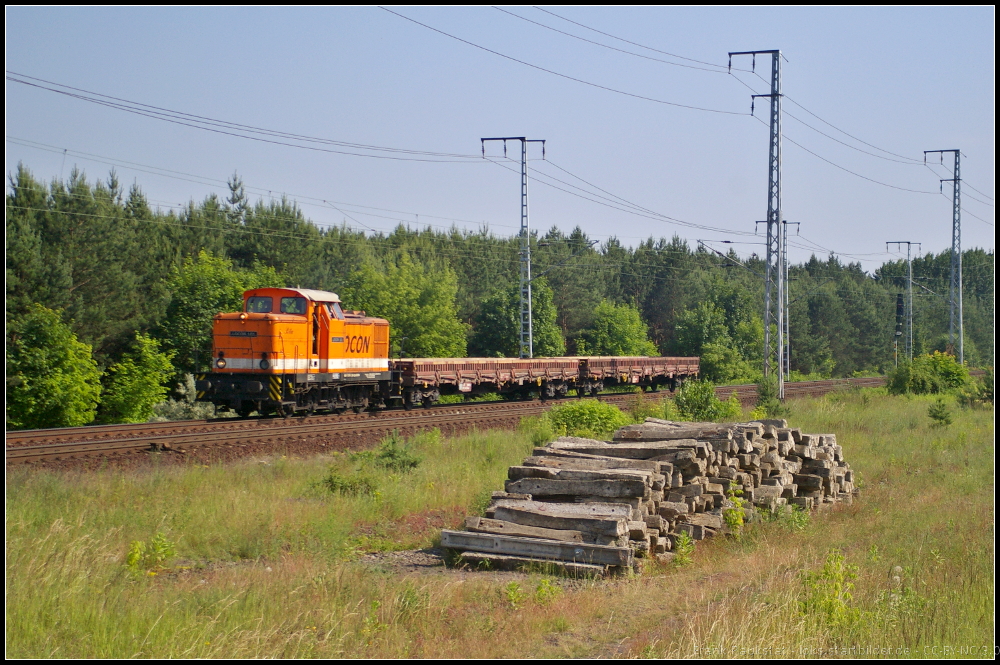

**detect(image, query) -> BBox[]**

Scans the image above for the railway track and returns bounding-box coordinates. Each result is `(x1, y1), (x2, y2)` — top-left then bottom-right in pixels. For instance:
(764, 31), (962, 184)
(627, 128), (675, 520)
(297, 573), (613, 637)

(6, 376), (885, 468)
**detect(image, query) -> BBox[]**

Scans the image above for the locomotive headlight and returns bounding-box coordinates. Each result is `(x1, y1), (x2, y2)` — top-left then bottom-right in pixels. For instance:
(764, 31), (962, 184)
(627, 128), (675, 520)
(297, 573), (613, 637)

(259, 353), (270, 370)
(216, 352), (226, 369)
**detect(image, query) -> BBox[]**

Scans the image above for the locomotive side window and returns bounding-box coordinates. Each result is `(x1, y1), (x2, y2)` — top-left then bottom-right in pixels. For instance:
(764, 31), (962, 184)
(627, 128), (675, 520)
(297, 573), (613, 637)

(280, 297), (307, 315)
(246, 296), (273, 313)
(327, 302), (345, 320)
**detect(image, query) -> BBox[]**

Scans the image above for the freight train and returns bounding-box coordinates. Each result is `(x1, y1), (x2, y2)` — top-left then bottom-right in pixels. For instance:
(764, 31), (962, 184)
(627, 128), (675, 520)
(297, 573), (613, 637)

(195, 287), (699, 416)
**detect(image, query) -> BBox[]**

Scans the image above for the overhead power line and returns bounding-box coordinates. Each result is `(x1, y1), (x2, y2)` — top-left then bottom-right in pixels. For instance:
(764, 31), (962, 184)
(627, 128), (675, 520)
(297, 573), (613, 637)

(781, 95), (924, 164)
(925, 163), (994, 208)
(532, 6), (730, 69)
(6, 71), (484, 163)
(486, 156), (759, 238)
(492, 6), (735, 74)
(745, 115), (938, 194)
(476, 9), (954, 193)
(962, 181), (995, 202)
(525, 7), (931, 167)
(378, 7), (745, 115)
(6, 136), (516, 233)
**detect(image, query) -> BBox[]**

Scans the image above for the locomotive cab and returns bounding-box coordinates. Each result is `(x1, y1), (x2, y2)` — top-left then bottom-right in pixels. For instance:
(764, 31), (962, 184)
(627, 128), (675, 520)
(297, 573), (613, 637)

(196, 288), (390, 416)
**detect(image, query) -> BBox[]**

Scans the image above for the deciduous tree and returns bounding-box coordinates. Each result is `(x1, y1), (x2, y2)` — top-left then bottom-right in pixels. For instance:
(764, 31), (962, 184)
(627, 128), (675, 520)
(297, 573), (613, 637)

(98, 334), (175, 424)
(344, 252), (468, 358)
(6, 304), (102, 429)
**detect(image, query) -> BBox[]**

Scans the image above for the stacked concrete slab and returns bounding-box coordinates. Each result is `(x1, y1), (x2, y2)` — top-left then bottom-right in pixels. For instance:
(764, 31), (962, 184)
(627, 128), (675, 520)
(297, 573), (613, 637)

(440, 418), (857, 576)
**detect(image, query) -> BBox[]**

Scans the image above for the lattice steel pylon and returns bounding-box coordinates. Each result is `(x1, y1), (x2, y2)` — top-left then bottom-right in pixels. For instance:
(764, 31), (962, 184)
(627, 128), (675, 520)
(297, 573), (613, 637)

(924, 149), (963, 364)
(482, 136), (546, 358)
(731, 49), (785, 398)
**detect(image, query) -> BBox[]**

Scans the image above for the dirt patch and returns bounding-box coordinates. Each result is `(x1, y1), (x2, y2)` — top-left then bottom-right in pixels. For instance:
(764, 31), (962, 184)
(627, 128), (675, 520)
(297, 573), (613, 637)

(392, 506), (466, 539)
(357, 547), (619, 588)
(350, 506), (466, 550)
(360, 547), (449, 573)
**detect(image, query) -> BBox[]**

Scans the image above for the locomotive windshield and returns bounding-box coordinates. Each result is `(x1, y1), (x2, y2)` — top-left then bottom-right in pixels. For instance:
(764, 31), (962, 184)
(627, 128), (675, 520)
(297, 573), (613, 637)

(327, 302), (345, 320)
(246, 296), (272, 313)
(280, 297), (307, 315)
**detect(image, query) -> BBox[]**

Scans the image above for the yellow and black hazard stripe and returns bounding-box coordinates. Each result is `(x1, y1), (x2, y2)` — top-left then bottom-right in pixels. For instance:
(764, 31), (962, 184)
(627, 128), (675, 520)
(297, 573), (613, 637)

(196, 374), (206, 400)
(269, 376), (283, 401)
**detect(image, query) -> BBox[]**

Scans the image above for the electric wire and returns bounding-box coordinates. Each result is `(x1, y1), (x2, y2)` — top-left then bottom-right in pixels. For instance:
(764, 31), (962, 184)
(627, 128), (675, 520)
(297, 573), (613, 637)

(923, 162), (995, 208)
(6, 72), (484, 163)
(748, 115), (939, 195)
(531, 6), (731, 70)
(6, 71), (481, 158)
(484, 156), (758, 237)
(9, 136), (774, 248)
(962, 181), (995, 202)
(6, 136), (519, 232)
(527, 8), (933, 167)
(493, 13), (933, 169)
(492, 6), (735, 74)
(378, 7), (745, 115)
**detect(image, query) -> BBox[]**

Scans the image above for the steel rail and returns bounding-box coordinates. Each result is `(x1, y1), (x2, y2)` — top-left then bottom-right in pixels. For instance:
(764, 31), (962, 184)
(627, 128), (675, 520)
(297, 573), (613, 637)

(6, 377), (885, 467)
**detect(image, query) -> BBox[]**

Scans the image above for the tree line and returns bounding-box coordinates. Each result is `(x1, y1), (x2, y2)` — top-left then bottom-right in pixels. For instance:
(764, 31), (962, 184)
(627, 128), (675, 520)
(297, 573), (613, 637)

(5, 165), (994, 428)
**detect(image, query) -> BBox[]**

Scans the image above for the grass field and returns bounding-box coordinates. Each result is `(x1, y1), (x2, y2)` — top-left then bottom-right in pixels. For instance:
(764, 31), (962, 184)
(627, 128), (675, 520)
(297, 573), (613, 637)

(5, 390), (994, 658)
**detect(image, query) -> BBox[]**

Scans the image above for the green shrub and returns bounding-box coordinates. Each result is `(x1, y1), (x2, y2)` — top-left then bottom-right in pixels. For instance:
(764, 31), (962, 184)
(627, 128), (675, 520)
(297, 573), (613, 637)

(674, 380), (742, 422)
(722, 489), (747, 536)
(504, 581), (528, 609)
(762, 504), (811, 531)
(673, 531), (695, 567)
(534, 578), (562, 605)
(957, 368), (993, 408)
(674, 380), (716, 421)
(125, 532), (176, 573)
(546, 400), (631, 438)
(350, 430), (422, 472)
(661, 397), (683, 421)
(716, 392), (743, 421)
(887, 351), (970, 395)
(800, 549), (860, 628)
(754, 374), (789, 418)
(625, 393), (664, 423)
(322, 471), (378, 497)
(518, 414), (558, 447)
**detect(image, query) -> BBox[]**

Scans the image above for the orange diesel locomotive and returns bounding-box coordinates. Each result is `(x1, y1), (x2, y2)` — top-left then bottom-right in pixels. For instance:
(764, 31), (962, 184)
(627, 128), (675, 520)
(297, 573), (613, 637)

(196, 288), (391, 416)
(197, 288), (700, 416)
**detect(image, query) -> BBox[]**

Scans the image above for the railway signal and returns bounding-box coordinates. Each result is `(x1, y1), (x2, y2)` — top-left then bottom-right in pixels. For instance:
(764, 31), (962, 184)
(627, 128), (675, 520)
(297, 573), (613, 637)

(886, 241), (920, 363)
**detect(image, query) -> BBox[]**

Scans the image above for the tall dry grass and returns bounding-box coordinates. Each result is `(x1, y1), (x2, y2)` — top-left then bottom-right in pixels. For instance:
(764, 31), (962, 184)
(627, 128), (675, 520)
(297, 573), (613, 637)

(6, 390), (993, 657)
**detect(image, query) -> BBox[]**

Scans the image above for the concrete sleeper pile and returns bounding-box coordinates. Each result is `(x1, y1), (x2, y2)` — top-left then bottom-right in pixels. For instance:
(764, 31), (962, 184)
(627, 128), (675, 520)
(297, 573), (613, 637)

(441, 418), (857, 577)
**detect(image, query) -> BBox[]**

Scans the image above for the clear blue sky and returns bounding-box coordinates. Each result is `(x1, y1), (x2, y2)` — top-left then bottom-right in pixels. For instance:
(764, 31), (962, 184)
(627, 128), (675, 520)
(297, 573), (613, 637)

(5, 6), (995, 270)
